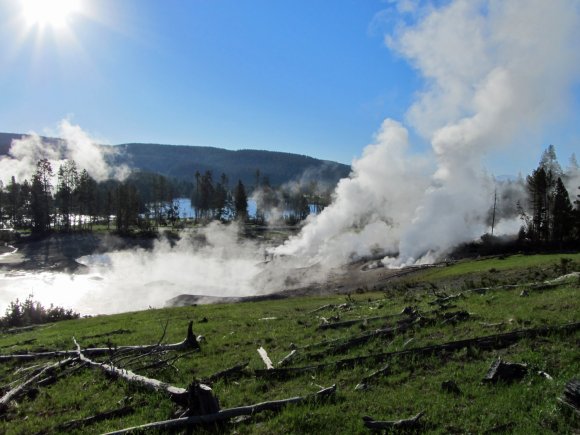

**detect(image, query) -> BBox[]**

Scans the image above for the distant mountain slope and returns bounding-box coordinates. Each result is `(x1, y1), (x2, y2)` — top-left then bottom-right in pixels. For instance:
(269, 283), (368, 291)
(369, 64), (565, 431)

(0, 133), (351, 188)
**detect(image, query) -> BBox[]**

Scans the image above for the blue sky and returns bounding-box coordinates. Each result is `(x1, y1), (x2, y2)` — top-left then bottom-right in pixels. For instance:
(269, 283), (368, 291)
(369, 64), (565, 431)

(0, 0), (578, 173)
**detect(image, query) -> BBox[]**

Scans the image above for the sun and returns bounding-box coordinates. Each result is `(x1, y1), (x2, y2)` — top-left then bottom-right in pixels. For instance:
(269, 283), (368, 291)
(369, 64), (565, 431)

(22, 0), (79, 28)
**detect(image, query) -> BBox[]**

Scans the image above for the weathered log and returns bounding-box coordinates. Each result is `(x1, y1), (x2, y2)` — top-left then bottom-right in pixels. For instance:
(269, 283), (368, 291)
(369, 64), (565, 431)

(317, 310), (415, 331)
(355, 364), (390, 391)
(203, 362), (248, 384)
(362, 411), (425, 430)
(257, 347), (274, 370)
(73, 338), (189, 405)
(53, 405), (135, 431)
(483, 358), (528, 383)
(102, 384), (337, 434)
(0, 321), (199, 362)
(186, 381), (220, 416)
(558, 378), (580, 415)
(309, 304), (334, 314)
(256, 322), (580, 380)
(429, 293), (463, 305)
(308, 317), (418, 358)
(0, 357), (75, 413)
(278, 350), (297, 367)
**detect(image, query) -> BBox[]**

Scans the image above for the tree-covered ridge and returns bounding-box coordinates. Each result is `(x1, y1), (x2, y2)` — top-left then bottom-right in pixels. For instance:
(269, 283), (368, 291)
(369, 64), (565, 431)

(0, 132), (351, 189)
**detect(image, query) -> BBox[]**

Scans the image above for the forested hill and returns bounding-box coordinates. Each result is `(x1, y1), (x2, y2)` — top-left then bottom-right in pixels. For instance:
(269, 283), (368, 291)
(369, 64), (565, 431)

(111, 143), (351, 187)
(0, 132), (351, 187)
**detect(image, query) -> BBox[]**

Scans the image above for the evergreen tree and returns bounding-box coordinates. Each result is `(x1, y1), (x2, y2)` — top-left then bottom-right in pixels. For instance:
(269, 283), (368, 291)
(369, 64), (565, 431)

(30, 159), (53, 233)
(234, 180), (248, 221)
(551, 177), (573, 243)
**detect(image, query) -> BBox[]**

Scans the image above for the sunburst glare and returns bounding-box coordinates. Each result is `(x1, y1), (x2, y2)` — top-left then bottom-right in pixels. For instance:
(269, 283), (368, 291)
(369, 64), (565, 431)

(21, 0), (79, 28)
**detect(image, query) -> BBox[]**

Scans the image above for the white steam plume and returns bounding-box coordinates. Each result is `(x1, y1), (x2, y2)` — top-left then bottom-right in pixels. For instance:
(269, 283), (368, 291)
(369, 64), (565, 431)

(0, 119), (129, 184)
(276, 0), (580, 266)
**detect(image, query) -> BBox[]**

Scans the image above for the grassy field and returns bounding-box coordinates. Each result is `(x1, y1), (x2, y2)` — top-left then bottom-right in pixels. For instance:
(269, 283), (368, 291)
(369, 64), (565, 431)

(0, 253), (578, 434)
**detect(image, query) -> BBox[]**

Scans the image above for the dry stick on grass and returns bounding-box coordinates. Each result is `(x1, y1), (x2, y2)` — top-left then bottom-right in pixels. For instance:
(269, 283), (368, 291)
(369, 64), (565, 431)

(0, 321), (199, 362)
(362, 411), (425, 430)
(0, 357), (76, 413)
(257, 347), (274, 370)
(73, 337), (189, 405)
(255, 322), (580, 380)
(102, 384), (337, 435)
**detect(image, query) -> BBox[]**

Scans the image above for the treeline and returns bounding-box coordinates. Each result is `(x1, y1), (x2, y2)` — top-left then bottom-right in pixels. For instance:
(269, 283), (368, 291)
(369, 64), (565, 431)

(0, 159), (184, 234)
(0, 159), (327, 235)
(517, 145), (580, 244)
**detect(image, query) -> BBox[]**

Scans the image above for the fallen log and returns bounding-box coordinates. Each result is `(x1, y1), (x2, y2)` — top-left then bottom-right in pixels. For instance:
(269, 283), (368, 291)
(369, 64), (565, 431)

(558, 378), (580, 415)
(0, 357), (76, 413)
(256, 322), (580, 380)
(362, 411), (425, 430)
(355, 364), (390, 391)
(483, 358), (528, 383)
(257, 347), (274, 370)
(278, 350), (297, 367)
(53, 405), (135, 431)
(102, 384), (336, 434)
(306, 316), (419, 355)
(73, 338), (189, 405)
(203, 362), (248, 384)
(309, 304), (334, 314)
(0, 321), (199, 362)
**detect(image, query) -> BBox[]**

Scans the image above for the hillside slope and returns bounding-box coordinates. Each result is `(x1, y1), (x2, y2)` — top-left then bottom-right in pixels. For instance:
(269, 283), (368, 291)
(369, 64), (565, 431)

(0, 132), (351, 187)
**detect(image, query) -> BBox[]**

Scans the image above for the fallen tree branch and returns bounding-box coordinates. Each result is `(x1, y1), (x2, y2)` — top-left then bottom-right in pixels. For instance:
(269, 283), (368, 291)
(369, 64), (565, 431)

(0, 321), (199, 362)
(255, 322), (580, 380)
(0, 357), (76, 413)
(102, 384), (337, 434)
(362, 411), (425, 430)
(257, 347), (274, 370)
(558, 378), (580, 416)
(308, 304), (334, 314)
(73, 338), (188, 405)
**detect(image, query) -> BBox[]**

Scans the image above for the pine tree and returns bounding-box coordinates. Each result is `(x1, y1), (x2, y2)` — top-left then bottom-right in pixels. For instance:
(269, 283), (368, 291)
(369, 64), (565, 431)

(234, 180), (248, 221)
(551, 177), (573, 243)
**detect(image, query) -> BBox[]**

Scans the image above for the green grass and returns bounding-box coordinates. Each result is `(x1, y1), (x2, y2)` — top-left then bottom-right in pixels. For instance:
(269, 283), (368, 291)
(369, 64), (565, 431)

(0, 253), (579, 434)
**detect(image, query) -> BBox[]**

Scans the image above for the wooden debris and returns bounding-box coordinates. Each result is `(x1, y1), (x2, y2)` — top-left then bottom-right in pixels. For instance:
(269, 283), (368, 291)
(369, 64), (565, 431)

(309, 304), (334, 314)
(537, 370), (553, 381)
(0, 321), (199, 362)
(256, 322), (580, 380)
(429, 293), (463, 306)
(355, 364), (390, 391)
(102, 384), (337, 434)
(278, 350), (297, 367)
(483, 358), (528, 383)
(53, 405), (135, 431)
(0, 357), (75, 413)
(558, 378), (580, 415)
(203, 362), (248, 384)
(257, 347), (274, 370)
(362, 411), (425, 430)
(73, 337), (189, 405)
(185, 381), (220, 416)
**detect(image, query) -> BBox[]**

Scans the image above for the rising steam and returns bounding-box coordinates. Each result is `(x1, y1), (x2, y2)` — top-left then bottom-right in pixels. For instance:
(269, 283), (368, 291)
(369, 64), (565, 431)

(276, 0), (580, 266)
(0, 119), (129, 184)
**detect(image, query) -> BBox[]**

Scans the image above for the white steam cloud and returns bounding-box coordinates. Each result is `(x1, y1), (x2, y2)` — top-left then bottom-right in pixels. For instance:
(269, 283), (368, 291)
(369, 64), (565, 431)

(276, 0), (580, 266)
(0, 119), (129, 184)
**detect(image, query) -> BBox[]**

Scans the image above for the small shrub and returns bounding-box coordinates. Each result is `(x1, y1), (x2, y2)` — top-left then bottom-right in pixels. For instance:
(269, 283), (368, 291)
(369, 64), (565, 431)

(0, 295), (79, 328)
